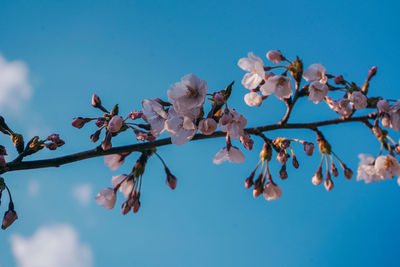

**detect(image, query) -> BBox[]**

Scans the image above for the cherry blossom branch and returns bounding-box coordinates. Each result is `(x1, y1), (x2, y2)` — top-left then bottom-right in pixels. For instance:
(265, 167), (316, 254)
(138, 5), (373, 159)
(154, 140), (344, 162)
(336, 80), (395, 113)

(0, 112), (377, 174)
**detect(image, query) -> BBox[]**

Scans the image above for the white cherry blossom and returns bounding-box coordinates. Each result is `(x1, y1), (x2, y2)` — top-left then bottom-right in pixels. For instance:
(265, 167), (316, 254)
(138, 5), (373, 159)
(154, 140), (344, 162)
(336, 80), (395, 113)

(303, 63), (328, 84)
(104, 153), (129, 171)
(198, 118), (217, 135)
(389, 101), (400, 131)
(349, 91), (368, 110)
(260, 75), (293, 100)
(213, 146), (245, 164)
(112, 174), (134, 198)
(95, 188), (116, 209)
(308, 81), (328, 104)
(263, 183), (282, 201)
(165, 112), (197, 146)
(219, 109), (247, 139)
(326, 96), (352, 117)
(244, 92), (262, 106)
(167, 74), (207, 117)
(374, 155), (400, 180)
(142, 99), (168, 137)
(377, 99), (390, 112)
(356, 154), (381, 184)
(238, 52), (265, 89)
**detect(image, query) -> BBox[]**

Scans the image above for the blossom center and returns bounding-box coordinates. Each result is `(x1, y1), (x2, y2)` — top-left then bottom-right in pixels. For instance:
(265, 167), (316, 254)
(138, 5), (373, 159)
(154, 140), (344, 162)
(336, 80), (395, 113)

(187, 86), (199, 98)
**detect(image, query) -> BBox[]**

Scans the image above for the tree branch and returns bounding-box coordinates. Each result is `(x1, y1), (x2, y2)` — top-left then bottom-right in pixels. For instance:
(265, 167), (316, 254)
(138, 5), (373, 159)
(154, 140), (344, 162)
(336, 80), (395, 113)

(0, 112), (377, 174)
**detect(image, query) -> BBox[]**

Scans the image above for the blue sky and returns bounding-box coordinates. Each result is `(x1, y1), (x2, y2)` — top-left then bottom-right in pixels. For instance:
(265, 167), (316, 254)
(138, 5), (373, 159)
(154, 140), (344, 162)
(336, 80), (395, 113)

(0, 0), (400, 266)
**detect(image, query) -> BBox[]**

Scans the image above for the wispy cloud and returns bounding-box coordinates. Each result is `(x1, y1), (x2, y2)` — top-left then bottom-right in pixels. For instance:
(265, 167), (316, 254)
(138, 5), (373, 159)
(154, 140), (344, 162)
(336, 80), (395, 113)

(0, 53), (32, 113)
(27, 180), (40, 197)
(10, 224), (93, 267)
(72, 184), (93, 207)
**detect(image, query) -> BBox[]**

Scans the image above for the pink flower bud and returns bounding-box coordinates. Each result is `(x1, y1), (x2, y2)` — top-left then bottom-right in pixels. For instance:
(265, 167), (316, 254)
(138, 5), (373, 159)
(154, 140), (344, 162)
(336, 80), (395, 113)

(344, 167), (353, 180)
(214, 93), (225, 105)
(107, 116), (124, 133)
(292, 155), (299, 169)
(91, 94), (102, 107)
(368, 66), (378, 80)
(253, 175), (264, 198)
(101, 132), (112, 151)
(324, 177), (334, 191)
(334, 75), (345, 85)
(279, 164), (288, 180)
(132, 198), (141, 213)
(95, 118), (105, 128)
(312, 167), (323, 186)
(331, 162), (338, 177)
(129, 111), (143, 120)
(382, 113), (393, 127)
(266, 50), (282, 64)
(165, 168), (177, 190)
(90, 129), (102, 142)
(395, 145), (400, 155)
(304, 142), (314, 156)
(198, 118), (218, 135)
(71, 117), (89, 129)
(121, 200), (132, 215)
(2, 209), (18, 230)
(45, 142), (58, 150)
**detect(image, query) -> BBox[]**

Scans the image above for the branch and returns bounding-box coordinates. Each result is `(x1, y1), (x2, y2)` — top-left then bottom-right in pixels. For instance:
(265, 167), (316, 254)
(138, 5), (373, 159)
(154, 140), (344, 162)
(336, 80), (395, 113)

(0, 112), (377, 174)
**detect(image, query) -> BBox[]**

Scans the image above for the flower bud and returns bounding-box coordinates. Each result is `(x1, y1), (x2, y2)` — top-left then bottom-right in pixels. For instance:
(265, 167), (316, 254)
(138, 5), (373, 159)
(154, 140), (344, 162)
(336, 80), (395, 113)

(312, 167), (323, 186)
(279, 164), (288, 180)
(292, 155), (299, 169)
(91, 94), (102, 107)
(101, 131), (112, 151)
(304, 142), (314, 156)
(219, 112), (233, 127)
(381, 113), (391, 128)
(72, 117), (90, 129)
(214, 92), (225, 105)
(2, 202), (18, 230)
(253, 175), (264, 198)
(90, 129), (102, 142)
(132, 198), (141, 213)
(107, 116), (124, 133)
(331, 162), (338, 177)
(95, 118), (105, 128)
(121, 200), (132, 215)
(368, 66), (378, 80)
(165, 168), (177, 190)
(334, 75), (345, 85)
(266, 50), (282, 64)
(129, 111), (143, 120)
(324, 176), (334, 191)
(344, 167), (353, 180)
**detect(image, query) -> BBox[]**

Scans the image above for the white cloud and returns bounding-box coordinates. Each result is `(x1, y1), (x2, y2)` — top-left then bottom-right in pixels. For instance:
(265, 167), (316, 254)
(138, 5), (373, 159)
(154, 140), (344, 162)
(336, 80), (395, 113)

(0, 54), (32, 113)
(72, 184), (93, 207)
(10, 224), (93, 267)
(27, 180), (40, 197)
